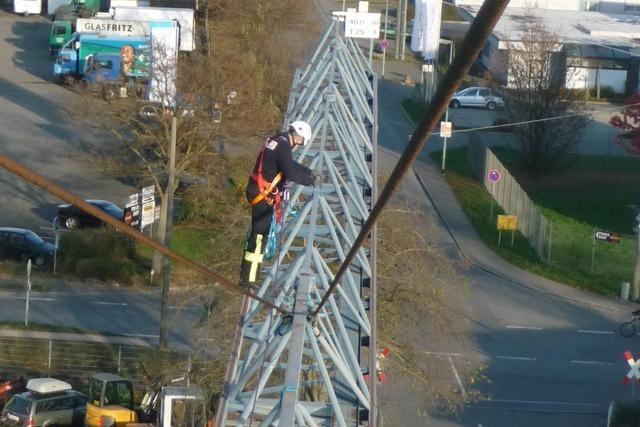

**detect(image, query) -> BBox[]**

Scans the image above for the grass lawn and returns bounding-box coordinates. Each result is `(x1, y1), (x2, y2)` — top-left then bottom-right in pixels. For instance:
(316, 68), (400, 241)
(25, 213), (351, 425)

(436, 147), (640, 295)
(136, 225), (218, 263)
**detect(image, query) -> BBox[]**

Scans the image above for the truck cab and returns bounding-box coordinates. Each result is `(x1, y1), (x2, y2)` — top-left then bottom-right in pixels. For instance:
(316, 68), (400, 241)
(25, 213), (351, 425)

(54, 35), (80, 82)
(84, 54), (122, 83)
(49, 21), (74, 55)
(85, 373), (137, 427)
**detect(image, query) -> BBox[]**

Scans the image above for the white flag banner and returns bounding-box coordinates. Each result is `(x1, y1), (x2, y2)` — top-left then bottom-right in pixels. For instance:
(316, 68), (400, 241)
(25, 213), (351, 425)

(411, 0), (442, 60)
(410, 0), (424, 53)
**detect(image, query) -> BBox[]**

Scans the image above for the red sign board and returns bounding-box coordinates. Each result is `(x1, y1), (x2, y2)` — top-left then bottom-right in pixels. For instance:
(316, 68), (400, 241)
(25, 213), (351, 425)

(595, 230), (621, 243)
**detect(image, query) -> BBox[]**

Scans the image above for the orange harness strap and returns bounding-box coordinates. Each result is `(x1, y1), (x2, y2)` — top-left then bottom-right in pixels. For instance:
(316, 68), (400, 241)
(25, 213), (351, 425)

(250, 142), (283, 208)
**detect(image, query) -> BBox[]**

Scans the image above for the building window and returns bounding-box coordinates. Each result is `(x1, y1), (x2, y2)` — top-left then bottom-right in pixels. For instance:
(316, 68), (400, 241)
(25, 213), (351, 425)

(626, 1), (640, 14)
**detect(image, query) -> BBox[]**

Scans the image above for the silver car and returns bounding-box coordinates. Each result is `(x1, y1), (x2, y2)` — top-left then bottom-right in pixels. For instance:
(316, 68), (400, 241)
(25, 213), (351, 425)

(449, 86), (504, 110)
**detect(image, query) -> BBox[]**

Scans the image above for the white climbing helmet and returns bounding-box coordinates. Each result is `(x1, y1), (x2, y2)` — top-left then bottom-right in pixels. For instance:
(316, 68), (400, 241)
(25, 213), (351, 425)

(289, 120), (312, 146)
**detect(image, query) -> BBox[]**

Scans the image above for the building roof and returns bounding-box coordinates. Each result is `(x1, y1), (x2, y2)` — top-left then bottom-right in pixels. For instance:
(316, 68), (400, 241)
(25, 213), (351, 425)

(460, 6), (640, 54)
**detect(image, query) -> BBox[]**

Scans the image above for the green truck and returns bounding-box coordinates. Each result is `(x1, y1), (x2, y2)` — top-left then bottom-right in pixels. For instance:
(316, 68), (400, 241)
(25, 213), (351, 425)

(48, 0), (100, 55)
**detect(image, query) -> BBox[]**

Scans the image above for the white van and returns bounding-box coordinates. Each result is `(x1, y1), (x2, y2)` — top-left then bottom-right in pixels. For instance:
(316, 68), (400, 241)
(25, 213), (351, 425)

(13, 0), (41, 15)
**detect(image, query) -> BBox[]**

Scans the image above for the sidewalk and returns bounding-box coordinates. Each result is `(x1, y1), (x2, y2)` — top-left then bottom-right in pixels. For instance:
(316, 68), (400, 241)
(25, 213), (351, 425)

(0, 328), (156, 347)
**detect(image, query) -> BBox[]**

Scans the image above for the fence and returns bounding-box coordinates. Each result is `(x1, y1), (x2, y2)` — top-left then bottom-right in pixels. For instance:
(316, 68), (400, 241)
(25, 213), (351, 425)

(468, 142), (551, 261)
(0, 337), (188, 391)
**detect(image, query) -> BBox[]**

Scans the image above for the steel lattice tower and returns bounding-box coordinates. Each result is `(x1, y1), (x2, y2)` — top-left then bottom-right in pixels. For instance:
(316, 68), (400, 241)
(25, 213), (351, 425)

(216, 20), (378, 427)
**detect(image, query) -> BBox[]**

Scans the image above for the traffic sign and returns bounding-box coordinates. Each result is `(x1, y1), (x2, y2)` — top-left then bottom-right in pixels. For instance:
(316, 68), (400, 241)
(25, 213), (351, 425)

(488, 169), (501, 183)
(624, 351), (640, 384)
(440, 121), (452, 138)
(497, 215), (518, 231)
(141, 185), (155, 204)
(379, 39), (389, 50)
(345, 12), (381, 39)
(595, 229), (621, 243)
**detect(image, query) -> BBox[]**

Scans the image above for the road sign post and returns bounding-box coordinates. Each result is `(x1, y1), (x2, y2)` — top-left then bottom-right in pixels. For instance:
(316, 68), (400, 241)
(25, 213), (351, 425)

(497, 215), (518, 247)
(25, 259), (32, 327)
(592, 228), (622, 272)
(488, 170), (501, 220)
(624, 351), (640, 398)
(440, 118), (452, 172)
(52, 216), (60, 277)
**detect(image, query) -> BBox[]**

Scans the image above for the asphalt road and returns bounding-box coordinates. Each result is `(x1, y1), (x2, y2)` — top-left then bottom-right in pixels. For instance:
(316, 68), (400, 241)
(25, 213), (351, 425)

(0, 10), (135, 236)
(0, 286), (204, 348)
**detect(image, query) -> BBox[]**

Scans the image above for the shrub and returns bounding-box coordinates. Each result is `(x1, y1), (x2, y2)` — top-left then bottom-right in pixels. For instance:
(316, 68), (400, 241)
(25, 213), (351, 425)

(75, 257), (136, 283)
(58, 229), (138, 284)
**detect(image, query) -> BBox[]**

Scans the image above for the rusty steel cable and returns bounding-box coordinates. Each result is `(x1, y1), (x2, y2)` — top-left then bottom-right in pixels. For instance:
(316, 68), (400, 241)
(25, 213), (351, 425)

(312, 0), (511, 317)
(0, 155), (286, 314)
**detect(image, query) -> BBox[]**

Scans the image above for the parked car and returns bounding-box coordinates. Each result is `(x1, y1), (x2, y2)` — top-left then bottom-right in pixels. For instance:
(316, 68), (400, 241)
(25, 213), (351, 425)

(449, 86), (504, 110)
(1, 378), (87, 427)
(57, 199), (124, 230)
(0, 375), (26, 410)
(0, 228), (55, 267)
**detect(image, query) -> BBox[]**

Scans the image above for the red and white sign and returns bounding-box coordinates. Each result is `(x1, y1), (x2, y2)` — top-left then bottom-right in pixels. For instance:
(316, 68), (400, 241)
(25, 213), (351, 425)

(623, 351), (640, 385)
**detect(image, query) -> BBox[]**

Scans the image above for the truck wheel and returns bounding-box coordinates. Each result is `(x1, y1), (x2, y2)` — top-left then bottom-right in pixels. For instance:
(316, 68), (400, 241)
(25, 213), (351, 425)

(63, 75), (75, 86)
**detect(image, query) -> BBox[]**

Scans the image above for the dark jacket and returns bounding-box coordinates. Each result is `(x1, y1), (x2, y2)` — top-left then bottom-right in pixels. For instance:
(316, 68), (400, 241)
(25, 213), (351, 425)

(247, 134), (314, 200)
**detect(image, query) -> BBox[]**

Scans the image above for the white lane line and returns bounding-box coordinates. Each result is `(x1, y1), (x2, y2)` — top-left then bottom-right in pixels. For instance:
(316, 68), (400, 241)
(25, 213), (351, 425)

(484, 398), (602, 407)
(423, 351), (463, 357)
(92, 301), (128, 307)
(578, 329), (614, 335)
(449, 356), (466, 396)
(505, 325), (543, 330)
(496, 355), (537, 361)
(13, 297), (56, 301)
(571, 360), (612, 366)
(123, 333), (159, 338)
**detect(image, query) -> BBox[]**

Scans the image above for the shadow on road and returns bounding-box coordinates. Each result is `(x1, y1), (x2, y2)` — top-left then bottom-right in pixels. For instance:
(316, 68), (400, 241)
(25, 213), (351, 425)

(6, 18), (53, 82)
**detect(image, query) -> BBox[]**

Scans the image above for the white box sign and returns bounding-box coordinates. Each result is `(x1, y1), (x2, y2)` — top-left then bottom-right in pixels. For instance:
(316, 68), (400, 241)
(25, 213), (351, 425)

(345, 12), (381, 39)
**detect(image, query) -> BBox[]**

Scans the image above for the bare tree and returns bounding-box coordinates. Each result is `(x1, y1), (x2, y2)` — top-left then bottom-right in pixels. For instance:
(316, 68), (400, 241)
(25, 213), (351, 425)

(500, 14), (589, 175)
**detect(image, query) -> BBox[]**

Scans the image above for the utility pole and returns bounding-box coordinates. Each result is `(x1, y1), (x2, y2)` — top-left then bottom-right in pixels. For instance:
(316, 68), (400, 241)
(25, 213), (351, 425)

(25, 259), (31, 327)
(400, 0), (407, 60)
(159, 115), (177, 350)
(394, 0), (402, 60)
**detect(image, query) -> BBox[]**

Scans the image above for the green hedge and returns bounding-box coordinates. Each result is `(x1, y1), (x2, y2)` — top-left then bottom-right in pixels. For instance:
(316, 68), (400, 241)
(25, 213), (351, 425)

(58, 230), (138, 284)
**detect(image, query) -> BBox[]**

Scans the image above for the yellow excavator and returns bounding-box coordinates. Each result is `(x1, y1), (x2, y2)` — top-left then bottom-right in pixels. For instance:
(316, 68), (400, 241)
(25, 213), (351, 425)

(85, 373), (206, 427)
(85, 373), (137, 427)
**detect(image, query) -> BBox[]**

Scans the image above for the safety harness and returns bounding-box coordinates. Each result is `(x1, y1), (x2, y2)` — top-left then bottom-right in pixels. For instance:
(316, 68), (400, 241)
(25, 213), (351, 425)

(250, 140), (284, 222)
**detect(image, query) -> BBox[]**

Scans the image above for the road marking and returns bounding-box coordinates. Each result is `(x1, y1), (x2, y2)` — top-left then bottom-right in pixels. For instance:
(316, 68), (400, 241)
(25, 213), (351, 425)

(571, 360), (612, 366)
(483, 398), (602, 407)
(13, 297), (56, 301)
(578, 329), (614, 335)
(92, 301), (128, 307)
(423, 351), (463, 357)
(449, 356), (466, 396)
(505, 325), (543, 330)
(123, 333), (159, 338)
(496, 355), (537, 361)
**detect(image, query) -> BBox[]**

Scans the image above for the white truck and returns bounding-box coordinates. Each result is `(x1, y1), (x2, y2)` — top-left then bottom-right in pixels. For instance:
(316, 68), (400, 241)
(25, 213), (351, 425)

(111, 6), (195, 51)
